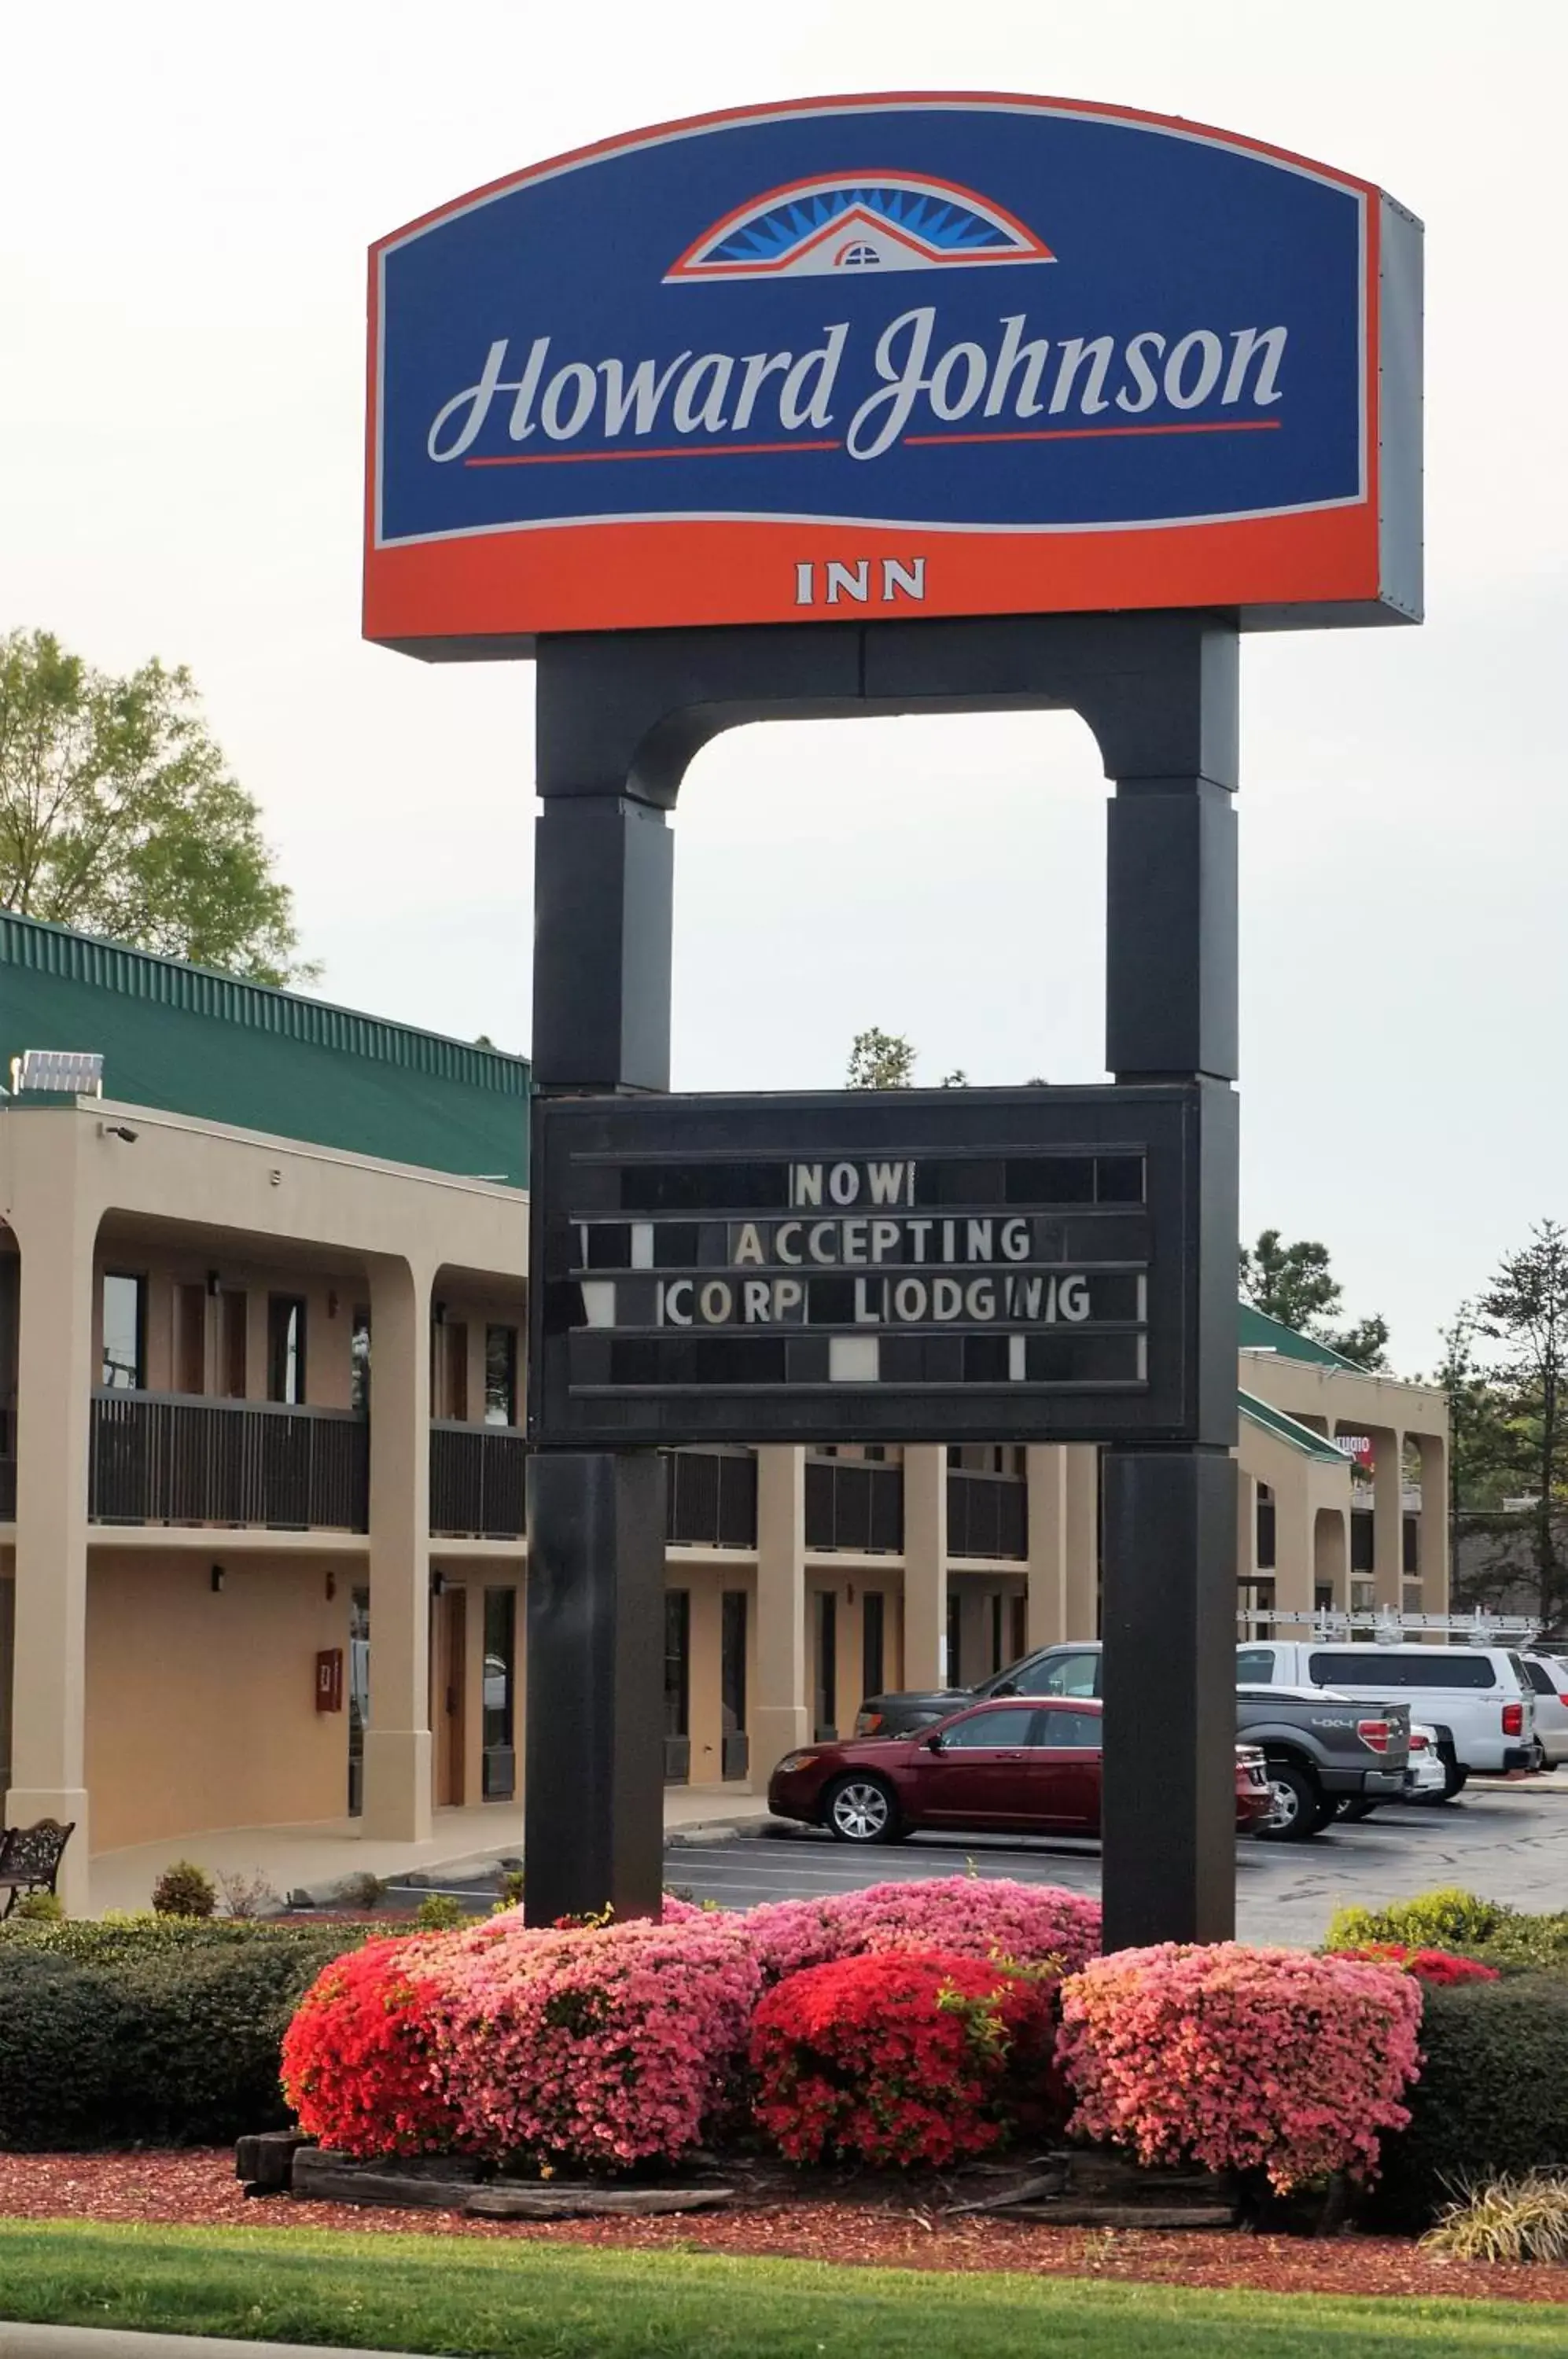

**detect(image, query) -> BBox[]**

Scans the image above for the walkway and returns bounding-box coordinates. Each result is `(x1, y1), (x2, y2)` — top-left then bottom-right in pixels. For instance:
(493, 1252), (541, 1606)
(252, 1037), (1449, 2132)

(87, 1785), (768, 1916)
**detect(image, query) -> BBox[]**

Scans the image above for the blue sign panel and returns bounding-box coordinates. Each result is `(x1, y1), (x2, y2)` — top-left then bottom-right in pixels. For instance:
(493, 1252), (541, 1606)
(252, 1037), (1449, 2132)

(366, 95), (1421, 648)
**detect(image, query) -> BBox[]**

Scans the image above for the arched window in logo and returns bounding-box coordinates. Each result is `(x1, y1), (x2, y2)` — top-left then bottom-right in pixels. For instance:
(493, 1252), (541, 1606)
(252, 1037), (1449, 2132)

(666, 174), (1055, 282)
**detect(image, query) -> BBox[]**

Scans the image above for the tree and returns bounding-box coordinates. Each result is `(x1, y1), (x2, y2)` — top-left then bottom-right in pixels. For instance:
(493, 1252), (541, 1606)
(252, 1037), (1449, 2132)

(1238, 1227), (1390, 1369)
(846, 1028), (916, 1089)
(1474, 1220), (1568, 1633)
(845, 1032), (1043, 1090)
(1430, 1305), (1529, 1613)
(0, 628), (313, 985)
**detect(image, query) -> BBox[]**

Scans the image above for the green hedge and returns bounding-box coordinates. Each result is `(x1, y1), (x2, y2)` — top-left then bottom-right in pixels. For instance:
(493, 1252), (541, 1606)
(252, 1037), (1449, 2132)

(1368, 1973), (1568, 2230)
(0, 1920), (365, 2150)
(1326, 1887), (1568, 1976)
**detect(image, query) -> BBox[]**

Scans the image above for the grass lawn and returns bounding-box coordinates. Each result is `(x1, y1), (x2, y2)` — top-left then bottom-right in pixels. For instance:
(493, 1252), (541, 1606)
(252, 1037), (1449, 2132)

(1, 2221), (1566, 2359)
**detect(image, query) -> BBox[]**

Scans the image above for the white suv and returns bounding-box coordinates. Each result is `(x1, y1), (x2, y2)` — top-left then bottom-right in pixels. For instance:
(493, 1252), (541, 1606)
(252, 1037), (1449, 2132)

(1235, 1641), (1535, 1799)
(1522, 1655), (1568, 1768)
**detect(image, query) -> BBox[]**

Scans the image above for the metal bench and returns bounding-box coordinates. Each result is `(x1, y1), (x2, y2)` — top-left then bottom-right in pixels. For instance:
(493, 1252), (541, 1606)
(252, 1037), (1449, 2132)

(0, 1818), (75, 1916)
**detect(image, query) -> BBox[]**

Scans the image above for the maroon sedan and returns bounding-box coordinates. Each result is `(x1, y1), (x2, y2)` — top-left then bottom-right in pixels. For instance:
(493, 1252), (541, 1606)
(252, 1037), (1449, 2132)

(768, 1696), (1275, 1845)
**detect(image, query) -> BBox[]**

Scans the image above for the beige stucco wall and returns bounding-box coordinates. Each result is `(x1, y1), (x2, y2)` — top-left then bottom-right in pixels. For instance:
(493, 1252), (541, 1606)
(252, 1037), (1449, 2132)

(85, 1549), (351, 1853)
(83, 1551), (528, 1853)
(1240, 1350), (1448, 1445)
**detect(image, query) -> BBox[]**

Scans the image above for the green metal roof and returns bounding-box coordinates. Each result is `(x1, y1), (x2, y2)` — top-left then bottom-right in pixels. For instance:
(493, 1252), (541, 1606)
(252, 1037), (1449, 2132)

(1239, 1387), (1353, 1466)
(0, 911), (528, 1186)
(1239, 1301), (1367, 1373)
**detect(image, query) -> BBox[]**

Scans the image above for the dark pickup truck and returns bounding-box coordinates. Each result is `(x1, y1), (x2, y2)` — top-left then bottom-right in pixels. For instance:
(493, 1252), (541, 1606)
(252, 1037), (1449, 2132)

(853, 1641), (1411, 1842)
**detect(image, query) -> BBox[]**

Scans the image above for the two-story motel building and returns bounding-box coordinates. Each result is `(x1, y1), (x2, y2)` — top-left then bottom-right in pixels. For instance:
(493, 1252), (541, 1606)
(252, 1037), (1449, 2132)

(0, 913), (1449, 1911)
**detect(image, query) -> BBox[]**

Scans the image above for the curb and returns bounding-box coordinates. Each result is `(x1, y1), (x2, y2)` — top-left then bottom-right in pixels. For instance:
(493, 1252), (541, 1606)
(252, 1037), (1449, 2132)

(664, 1815), (773, 1847)
(301, 1847), (522, 1903)
(0, 2334), (421, 2359)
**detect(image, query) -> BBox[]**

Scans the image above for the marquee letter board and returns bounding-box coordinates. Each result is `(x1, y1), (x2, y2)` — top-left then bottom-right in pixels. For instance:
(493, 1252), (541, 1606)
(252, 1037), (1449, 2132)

(529, 1082), (1234, 1448)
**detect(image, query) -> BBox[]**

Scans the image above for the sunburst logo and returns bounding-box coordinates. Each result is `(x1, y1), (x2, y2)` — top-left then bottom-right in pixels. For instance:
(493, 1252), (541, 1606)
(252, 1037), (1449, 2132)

(666, 173), (1055, 282)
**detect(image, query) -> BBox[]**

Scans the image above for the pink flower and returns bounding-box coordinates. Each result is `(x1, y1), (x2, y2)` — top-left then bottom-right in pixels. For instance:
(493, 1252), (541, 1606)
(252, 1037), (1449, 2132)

(745, 1878), (1100, 1983)
(1057, 1943), (1423, 2193)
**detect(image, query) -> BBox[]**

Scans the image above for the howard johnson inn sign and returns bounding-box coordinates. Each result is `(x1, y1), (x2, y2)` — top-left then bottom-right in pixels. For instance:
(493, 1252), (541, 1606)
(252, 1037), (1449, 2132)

(366, 93), (1420, 650)
(365, 96), (1420, 1948)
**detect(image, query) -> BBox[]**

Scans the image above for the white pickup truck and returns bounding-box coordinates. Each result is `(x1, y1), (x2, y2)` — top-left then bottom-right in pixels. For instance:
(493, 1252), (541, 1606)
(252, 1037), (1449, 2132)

(1235, 1640), (1536, 1798)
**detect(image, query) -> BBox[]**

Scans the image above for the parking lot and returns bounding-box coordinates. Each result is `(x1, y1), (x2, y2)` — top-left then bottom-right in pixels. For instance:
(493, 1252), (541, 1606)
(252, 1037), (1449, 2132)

(387, 1773), (1568, 1946)
(658, 1775), (1568, 1948)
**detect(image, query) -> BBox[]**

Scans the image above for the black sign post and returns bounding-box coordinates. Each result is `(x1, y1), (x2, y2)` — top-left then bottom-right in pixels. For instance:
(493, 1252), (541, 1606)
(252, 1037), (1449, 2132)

(525, 611), (1239, 1949)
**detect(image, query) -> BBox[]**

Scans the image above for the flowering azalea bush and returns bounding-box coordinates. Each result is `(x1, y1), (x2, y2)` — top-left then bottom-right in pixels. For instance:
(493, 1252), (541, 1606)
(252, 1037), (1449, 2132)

(1057, 1944), (1423, 2192)
(426, 1913), (760, 2168)
(1334, 1943), (1500, 1989)
(750, 1948), (1062, 2168)
(280, 1937), (462, 2157)
(745, 1879), (1101, 1984)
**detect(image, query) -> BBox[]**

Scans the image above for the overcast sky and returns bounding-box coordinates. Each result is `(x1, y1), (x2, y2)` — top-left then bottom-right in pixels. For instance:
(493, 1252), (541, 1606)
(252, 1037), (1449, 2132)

(4, 2), (1563, 1372)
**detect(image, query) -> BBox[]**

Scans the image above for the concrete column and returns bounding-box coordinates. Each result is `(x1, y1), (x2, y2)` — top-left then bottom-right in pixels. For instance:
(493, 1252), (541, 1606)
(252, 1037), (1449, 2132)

(1271, 1460), (1314, 1617)
(1235, 1469), (1257, 1591)
(686, 1573), (725, 1787)
(5, 1129), (99, 1916)
(1415, 1431), (1449, 1610)
(1316, 1506), (1350, 1610)
(1063, 1445), (1099, 1639)
(752, 1446), (807, 1767)
(1025, 1444), (1068, 1649)
(1025, 1444), (1099, 1646)
(363, 1254), (433, 1838)
(902, 1445), (948, 1686)
(1369, 1426), (1405, 1613)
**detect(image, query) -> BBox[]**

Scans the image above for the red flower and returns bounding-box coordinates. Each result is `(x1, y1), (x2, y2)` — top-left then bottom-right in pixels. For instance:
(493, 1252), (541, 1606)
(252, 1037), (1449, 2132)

(280, 1937), (465, 2157)
(1335, 1941), (1499, 1987)
(749, 1948), (1062, 2169)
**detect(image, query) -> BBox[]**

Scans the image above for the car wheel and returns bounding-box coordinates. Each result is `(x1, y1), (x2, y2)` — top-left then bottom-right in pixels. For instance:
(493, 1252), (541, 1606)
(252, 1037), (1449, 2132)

(823, 1775), (904, 1846)
(1257, 1758), (1323, 1842)
(1434, 1753), (1469, 1801)
(1338, 1797), (1379, 1823)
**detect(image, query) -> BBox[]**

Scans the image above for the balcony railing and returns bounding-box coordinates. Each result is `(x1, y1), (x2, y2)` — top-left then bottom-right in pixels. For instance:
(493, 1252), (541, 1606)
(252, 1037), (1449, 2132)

(804, 1456), (904, 1553)
(90, 1391), (368, 1529)
(666, 1448), (758, 1548)
(430, 1421), (526, 1539)
(947, 1470), (1027, 1561)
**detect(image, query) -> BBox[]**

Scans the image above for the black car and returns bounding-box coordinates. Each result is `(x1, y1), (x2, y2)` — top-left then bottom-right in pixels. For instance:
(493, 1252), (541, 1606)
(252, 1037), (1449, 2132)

(856, 1642), (1101, 1738)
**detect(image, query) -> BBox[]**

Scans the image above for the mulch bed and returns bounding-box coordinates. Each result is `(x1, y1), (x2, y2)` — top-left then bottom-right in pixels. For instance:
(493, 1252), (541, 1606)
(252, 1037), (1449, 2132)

(3, 2151), (1568, 2305)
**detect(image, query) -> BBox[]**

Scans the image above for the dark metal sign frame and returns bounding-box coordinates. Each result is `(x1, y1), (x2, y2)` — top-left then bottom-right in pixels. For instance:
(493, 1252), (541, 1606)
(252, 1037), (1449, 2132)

(513, 605), (1244, 1954)
(530, 1081), (1235, 1449)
